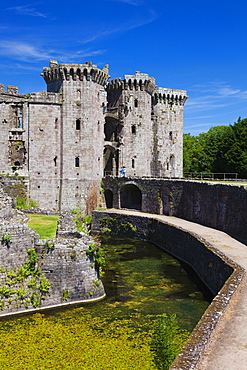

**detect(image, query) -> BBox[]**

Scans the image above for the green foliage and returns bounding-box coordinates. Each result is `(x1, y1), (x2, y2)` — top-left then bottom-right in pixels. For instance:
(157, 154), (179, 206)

(16, 196), (38, 209)
(86, 242), (106, 277)
(62, 289), (70, 301)
(0, 248), (51, 309)
(27, 214), (59, 239)
(2, 233), (12, 243)
(151, 314), (190, 369)
(184, 118), (247, 178)
(72, 209), (92, 234)
(39, 276), (51, 292)
(44, 241), (55, 251)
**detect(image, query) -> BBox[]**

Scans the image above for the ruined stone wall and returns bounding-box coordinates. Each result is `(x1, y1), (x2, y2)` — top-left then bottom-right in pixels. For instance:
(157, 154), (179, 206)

(28, 99), (61, 210)
(0, 198), (104, 315)
(103, 177), (247, 243)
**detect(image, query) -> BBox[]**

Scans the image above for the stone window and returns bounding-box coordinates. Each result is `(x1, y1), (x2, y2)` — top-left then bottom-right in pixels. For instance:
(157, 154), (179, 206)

(75, 157), (80, 167)
(131, 125), (136, 135)
(54, 156), (57, 166)
(55, 118), (58, 129)
(76, 119), (81, 130)
(169, 131), (173, 140)
(134, 99), (138, 108)
(77, 90), (81, 100)
(170, 155), (175, 169)
(19, 113), (23, 128)
(132, 158), (135, 168)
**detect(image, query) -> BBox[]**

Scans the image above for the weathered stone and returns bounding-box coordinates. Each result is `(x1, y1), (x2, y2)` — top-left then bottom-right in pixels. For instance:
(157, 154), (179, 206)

(0, 62), (187, 212)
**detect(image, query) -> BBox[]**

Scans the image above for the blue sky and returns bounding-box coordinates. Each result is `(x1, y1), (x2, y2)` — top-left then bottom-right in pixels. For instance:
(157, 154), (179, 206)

(1, 0), (247, 135)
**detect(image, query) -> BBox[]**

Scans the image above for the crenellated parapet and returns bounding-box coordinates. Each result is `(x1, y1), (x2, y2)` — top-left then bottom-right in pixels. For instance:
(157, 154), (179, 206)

(41, 60), (110, 87)
(152, 87), (188, 106)
(107, 71), (156, 94)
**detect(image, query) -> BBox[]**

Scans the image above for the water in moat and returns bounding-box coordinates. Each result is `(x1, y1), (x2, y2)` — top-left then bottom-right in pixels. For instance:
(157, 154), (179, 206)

(0, 236), (210, 369)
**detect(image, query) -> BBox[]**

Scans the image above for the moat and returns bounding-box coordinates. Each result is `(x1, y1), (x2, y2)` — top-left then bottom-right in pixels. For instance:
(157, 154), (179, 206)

(0, 236), (209, 369)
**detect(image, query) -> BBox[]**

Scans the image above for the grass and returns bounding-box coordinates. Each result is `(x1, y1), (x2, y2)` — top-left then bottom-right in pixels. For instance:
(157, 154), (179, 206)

(27, 214), (59, 239)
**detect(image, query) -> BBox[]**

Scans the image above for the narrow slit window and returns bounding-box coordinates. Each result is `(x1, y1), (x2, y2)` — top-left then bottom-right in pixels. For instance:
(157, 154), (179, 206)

(54, 156), (57, 167)
(134, 99), (138, 108)
(76, 119), (81, 130)
(19, 113), (23, 128)
(132, 159), (135, 168)
(169, 131), (173, 140)
(75, 157), (80, 167)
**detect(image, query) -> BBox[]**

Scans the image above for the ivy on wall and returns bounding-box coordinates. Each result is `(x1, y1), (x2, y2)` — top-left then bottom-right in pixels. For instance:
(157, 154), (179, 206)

(0, 248), (51, 311)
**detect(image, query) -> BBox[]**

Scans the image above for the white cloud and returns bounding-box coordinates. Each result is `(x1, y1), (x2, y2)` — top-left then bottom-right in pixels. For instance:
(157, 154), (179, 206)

(7, 5), (47, 18)
(0, 41), (106, 62)
(0, 41), (50, 61)
(186, 81), (247, 113)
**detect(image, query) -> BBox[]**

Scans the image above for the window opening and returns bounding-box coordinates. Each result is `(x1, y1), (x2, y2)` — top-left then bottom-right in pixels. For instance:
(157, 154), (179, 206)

(134, 99), (138, 108)
(54, 156), (57, 166)
(55, 118), (58, 129)
(170, 155), (175, 169)
(19, 113), (23, 128)
(75, 157), (80, 167)
(131, 125), (136, 135)
(169, 131), (173, 140)
(132, 159), (135, 168)
(76, 119), (81, 130)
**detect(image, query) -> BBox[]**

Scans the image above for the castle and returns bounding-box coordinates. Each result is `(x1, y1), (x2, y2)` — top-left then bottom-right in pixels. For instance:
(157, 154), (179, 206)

(0, 60), (187, 212)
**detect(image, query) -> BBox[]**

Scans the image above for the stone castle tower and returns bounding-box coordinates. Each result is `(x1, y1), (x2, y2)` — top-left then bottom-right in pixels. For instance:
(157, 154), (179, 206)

(0, 61), (187, 212)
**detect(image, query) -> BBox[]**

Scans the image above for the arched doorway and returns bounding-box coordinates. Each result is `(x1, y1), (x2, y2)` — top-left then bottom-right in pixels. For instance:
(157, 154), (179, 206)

(120, 184), (142, 210)
(104, 189), (113, 208)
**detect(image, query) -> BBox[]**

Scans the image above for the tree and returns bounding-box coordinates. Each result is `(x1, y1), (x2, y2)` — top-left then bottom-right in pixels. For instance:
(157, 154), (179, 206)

(183, 119), (247, 178)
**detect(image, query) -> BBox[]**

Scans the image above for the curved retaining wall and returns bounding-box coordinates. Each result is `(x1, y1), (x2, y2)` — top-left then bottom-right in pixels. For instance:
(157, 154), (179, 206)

(92, 209), (245, 369)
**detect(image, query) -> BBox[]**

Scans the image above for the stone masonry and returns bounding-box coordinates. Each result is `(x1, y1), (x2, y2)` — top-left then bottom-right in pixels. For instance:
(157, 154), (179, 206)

(0, 184), (105, 315)
(0, 61), (187, 212)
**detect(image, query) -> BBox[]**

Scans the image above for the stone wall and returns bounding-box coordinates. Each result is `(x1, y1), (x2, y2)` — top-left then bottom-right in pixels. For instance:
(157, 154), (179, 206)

(103, 177), (247, 243)
(92, 210), (233, 296)
(0, 184), (105, 316)
(92, 209), (244, 369)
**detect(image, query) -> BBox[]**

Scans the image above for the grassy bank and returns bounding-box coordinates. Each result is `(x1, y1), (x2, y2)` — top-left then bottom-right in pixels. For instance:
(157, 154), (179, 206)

(27, 214), (59, 239)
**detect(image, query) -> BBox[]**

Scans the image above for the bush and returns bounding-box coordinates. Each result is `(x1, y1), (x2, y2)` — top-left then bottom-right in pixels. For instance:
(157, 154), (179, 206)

(150, 313), (189, 370)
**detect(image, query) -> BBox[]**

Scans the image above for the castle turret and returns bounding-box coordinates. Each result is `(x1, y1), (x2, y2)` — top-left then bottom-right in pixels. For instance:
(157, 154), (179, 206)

(152, 88), (187, 178)
(106, 71), (156, 177)
(29, 60), (109, 212)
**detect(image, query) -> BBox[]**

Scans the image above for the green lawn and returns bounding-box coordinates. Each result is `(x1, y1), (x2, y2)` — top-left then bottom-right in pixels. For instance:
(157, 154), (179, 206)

(27, 214), (59, 239)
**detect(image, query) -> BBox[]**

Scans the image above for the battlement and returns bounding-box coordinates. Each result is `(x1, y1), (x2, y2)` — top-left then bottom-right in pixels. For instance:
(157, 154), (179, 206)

(41, 60), (109, 86)
(153, 87), (188, 106)
(108, 71), (156, 94)
(0, 84), (19, 95)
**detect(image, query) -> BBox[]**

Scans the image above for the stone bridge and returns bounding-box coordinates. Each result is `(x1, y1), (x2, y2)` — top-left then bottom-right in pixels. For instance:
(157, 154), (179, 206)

(103, 177), (247, 243)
